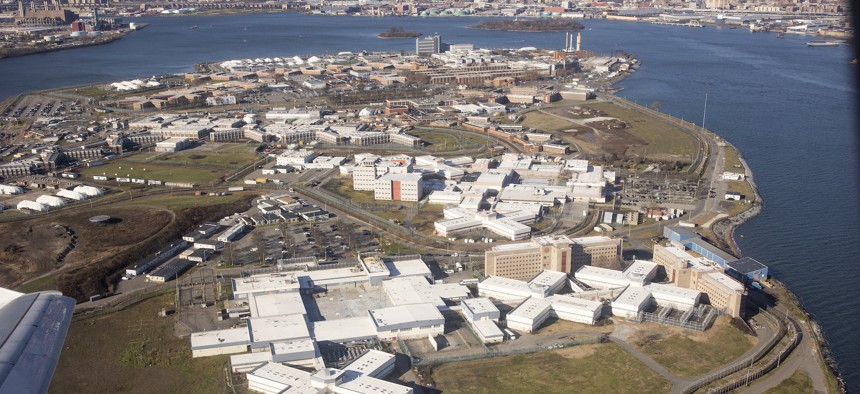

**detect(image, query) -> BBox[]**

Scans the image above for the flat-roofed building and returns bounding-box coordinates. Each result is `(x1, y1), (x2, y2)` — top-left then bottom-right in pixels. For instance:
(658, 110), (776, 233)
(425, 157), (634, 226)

(726, 257), (769, 285)
(546, 295), (604, 325)
(336, 375), (414, 394)
(571, 236), (621, 270)
(471, 319), (505, 344)
(154, 137), (192, 152)
(368, 303), (445, 341)
(383, 277), (469, 310)
(623, 260), (658, 286)
(342, 349), (396, 379)
(246, 362), (314, 394)
(247, 314), (311, 350)
(231, 352), (276, 374)
(248, 292), (307, 318)
(693, 271), (746, 318)
(311, 317), (378, 344)
(461, 297), (500, 323)
(574, 266), (629, 289)
(270, 338), (319, 367)
(506, 297), (552, 333)
(384, 255), (433, 282)
(484, 235), (574, 280)
(611, 286), (652, 320)
(436, 208), (534, 241)
(644, 283), (702, 311)
(478, 275), (562, 301)
(232, 274), (303, 300)
(374, 172), (424, 202)
(190, 327), (251, 358)
(360, 255), (390, 286)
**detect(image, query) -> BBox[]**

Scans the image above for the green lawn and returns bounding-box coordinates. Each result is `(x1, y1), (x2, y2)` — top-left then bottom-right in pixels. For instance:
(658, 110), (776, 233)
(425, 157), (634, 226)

(15, 273), (59, 293)
(722, 145), (745, 173)
(586, 102), (700, 161)
(51, 294), (229, 394)
(522, 111), (577, 131)
(764, 371), (813, 394)
(115, 191), (254, 211)
(80, 143), (258, 185)
(412, 127), (489, 153)
(636, 318), (755, 377)
(432, 343), (670, 393)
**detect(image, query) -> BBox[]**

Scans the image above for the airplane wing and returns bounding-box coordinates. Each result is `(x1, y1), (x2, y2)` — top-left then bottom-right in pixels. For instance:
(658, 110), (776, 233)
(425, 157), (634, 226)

(0, 288), (76, 394)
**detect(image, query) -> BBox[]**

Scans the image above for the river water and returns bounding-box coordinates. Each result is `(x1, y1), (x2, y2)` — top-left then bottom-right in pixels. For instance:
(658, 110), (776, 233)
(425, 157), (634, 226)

(0, 13), (857, 390)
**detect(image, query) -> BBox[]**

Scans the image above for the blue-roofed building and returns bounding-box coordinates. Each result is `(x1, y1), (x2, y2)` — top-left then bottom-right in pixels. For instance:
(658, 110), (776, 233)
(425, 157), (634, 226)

(663, 226), (699, 243)
(686, 238), (737, 267)
(726, 257), (769, 285)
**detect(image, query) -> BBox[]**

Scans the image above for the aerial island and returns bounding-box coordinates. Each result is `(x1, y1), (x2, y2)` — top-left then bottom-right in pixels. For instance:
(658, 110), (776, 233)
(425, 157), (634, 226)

(0, 31), (844, 394)
(470, 18), (584, 32)
(377, 27), (422, 39)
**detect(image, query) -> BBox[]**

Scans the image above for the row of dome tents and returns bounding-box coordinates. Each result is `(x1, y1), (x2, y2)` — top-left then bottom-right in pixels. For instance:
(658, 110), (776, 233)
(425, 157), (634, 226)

(15, 185), (104, 212)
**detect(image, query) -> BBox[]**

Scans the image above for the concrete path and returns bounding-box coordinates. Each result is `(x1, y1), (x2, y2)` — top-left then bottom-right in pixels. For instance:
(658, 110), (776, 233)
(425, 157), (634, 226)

(740, 317), (829, 394)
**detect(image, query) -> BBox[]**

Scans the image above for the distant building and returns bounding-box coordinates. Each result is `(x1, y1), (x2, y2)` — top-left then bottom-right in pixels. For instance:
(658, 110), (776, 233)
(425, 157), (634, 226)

(416, 35), (441, 55)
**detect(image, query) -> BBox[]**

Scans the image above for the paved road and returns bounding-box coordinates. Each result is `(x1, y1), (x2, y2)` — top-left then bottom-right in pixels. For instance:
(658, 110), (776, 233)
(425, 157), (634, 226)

(740, 312), (829, 394)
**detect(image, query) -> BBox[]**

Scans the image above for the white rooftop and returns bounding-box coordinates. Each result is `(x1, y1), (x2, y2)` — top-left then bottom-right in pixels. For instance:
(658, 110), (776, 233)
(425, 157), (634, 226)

(472, 319), (505, 340)
(529, 270), (568, 288)
(706, 272), (745, 293)
(507, 297), (552, 321)
(190, 327), (250, 350)
(249, 292), (307, 318)
(311, 317), (378, 343)
(248, 314), (311, 344)
(384, 258), (432, 278)
(368, 303), (444, 331)
(343, 349), (395, 377)
(233, 274), (302, 296)
(247, 362), (316, 393)
(461, 297), (499, 315)
(271, 338), (317, 358)
(612, 286), (651, 309)
(337, 375), (413, 394)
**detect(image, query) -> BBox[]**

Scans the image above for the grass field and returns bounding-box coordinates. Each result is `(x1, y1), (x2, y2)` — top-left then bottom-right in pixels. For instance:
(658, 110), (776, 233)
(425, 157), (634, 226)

(722, 145), (746, 173)
(116, 191), (254, 211)
(80, 143), (259, 185)
(585, 102), (700, 162)
(50, 294), (229, 394)
(723, 179), (756, 216)
(412, 128), (489, 153)
(522, 111), (577, 131)
(764, 371), (813, 394)
(431, 343), (671, 393)
(633, 317), (756, 377)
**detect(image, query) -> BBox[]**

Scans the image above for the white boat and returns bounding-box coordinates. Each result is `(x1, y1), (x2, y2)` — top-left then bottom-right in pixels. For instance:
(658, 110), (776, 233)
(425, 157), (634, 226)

(807, 41), (840, 47)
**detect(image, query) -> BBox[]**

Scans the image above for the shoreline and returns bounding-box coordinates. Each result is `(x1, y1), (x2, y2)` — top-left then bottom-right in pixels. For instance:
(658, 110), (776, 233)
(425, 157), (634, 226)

(706, 137), (845, 392)
(0, 30), (846, 389)
(0, 31), (130, 60)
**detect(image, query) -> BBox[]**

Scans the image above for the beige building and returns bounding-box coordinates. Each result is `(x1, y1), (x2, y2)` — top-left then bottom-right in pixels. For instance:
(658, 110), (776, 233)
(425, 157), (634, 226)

(653, 244), (746, 318)
(570, 236), (622, 270)
(692, 271), (746, 318)
(485, 235), (621, 281)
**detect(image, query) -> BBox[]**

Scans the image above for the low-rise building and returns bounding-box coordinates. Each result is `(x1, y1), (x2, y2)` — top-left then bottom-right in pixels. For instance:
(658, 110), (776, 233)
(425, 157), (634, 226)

(506, 297), (552, 333)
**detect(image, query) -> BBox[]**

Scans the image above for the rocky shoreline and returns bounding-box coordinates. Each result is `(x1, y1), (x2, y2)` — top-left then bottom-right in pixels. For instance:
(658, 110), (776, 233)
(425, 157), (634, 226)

(710, 147), (845, 392)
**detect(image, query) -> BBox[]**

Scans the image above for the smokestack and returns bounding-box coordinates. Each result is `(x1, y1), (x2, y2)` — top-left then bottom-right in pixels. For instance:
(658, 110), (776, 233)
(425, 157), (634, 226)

(565, 32), (569, 51)
(576, 32), (582, 52)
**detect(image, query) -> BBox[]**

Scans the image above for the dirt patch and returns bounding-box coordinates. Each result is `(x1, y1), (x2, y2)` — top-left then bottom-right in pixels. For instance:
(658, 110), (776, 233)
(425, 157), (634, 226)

(0, 206), (174, 289)
(555, 343), (600, 359)
(0, 223), (70, 285)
